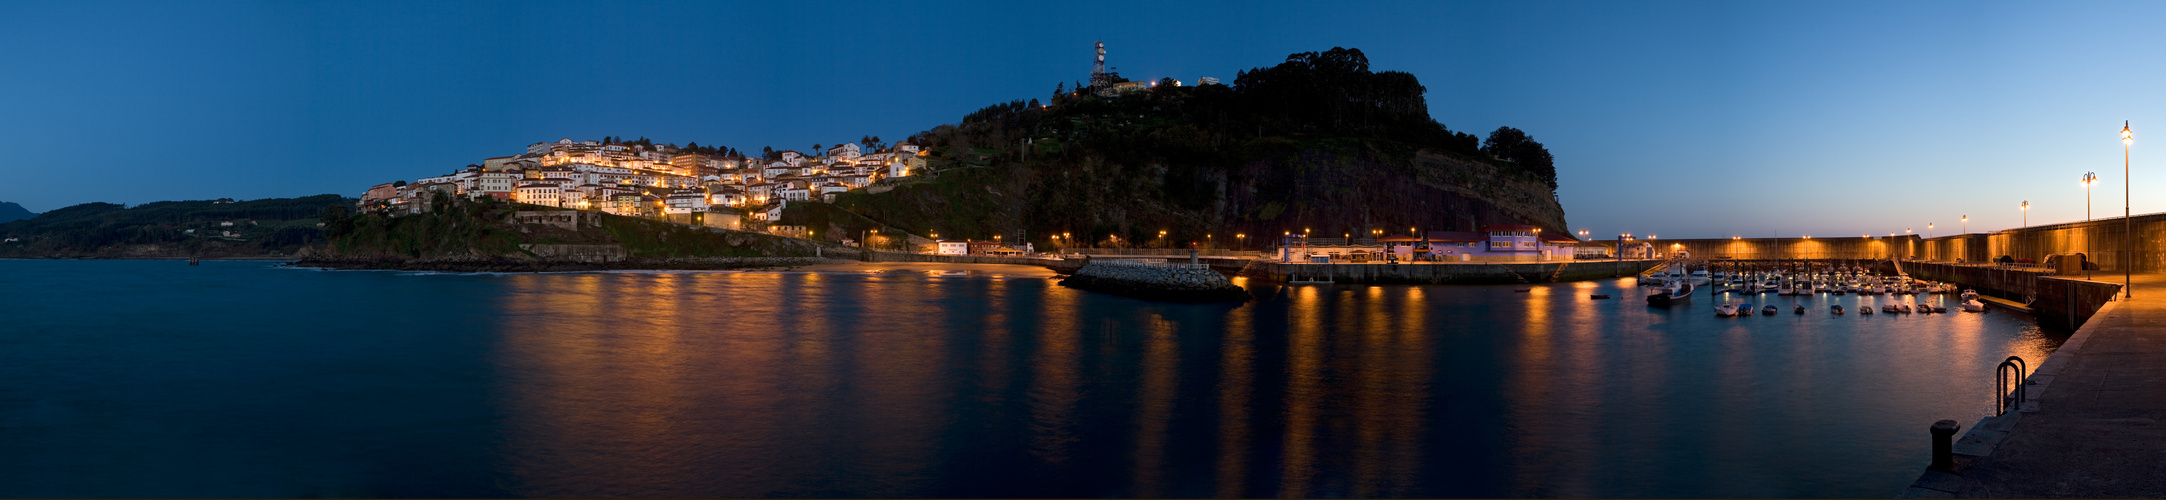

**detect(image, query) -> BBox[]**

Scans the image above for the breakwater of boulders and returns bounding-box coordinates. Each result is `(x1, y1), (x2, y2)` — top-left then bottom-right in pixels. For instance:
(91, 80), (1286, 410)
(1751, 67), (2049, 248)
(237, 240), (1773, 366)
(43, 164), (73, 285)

(1058, 262), (1249, 302)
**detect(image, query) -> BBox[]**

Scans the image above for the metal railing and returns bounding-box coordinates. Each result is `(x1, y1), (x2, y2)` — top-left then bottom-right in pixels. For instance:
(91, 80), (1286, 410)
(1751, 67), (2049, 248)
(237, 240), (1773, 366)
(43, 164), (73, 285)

(1997, 355), (2028, 416)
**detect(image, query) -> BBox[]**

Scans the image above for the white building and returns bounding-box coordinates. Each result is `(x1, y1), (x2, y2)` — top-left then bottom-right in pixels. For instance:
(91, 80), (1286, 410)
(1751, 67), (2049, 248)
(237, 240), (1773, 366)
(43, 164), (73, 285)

(476, 172), (521, 197)
(664, 191), (707, 215)
(936, 241), (969, 255)
(514, 183), (563, 207)
(778, 187), (812, 202)
(826, 143), (862, 161)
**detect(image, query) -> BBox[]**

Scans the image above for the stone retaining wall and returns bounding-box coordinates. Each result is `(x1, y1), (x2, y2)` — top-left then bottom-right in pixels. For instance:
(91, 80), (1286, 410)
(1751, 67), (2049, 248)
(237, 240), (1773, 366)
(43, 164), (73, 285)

(1243, 259), (1662, 284)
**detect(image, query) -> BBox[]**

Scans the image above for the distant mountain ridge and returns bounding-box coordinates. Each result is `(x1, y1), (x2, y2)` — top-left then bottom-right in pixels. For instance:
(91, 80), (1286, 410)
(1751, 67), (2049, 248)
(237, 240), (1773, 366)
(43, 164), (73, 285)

(0, 195), (348, 258)
(0, 201), (33, 223)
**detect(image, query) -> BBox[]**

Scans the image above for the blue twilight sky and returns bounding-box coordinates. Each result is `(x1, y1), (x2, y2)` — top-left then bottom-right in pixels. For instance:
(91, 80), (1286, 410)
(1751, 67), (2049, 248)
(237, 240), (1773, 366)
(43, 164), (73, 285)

(2, 1), (2162, 238)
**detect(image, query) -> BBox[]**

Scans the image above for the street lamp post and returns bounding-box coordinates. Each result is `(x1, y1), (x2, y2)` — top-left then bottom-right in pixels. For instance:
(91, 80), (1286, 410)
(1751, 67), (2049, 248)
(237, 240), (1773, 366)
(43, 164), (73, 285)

(2084, 171), (2098, 278)
(2084, 172), (2098, 221)
(2125, 121), (2135, 297)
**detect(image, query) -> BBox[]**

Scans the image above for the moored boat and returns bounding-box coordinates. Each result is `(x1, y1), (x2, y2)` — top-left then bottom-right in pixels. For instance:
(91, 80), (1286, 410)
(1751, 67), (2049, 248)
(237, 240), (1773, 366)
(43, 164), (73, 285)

(1646, 281), (1695, 307)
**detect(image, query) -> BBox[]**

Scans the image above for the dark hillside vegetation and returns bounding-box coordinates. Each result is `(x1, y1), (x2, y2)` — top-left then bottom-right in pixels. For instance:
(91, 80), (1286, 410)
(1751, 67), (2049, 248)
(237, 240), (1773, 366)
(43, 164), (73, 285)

(835, 47), (1566, 248)
(0, 195), (349, 258)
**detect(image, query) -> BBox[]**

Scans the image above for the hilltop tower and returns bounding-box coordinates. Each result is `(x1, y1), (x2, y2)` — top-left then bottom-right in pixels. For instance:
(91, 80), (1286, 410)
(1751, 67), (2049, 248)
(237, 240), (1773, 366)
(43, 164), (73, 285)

(1090, 41), (1109, 87)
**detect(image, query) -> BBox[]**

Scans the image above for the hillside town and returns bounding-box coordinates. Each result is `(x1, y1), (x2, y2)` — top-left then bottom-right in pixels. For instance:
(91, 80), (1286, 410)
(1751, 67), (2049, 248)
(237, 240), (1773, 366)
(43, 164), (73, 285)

(358, 137), (927, 231)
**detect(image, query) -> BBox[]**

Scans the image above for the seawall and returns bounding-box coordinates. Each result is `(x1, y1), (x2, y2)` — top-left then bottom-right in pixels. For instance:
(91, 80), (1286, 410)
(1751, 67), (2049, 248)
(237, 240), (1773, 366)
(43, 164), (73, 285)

(1240, 259), (1663, 284)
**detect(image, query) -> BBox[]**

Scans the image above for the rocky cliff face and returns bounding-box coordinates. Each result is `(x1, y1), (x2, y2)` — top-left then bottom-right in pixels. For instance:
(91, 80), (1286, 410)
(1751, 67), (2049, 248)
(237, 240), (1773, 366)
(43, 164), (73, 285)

(830, 47), (1569, 245)
(834, 146), (1568, 246)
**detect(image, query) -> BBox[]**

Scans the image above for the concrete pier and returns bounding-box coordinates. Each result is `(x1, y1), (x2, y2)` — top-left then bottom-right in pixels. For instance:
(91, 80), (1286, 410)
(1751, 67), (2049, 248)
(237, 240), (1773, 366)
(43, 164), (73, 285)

(1903, 274), (2166, 498)
(1905, 262), (2124, 331)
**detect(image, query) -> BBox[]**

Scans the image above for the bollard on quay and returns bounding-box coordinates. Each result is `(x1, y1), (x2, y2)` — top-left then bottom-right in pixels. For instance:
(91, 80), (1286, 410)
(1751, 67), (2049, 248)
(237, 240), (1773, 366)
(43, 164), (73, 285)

(1930, 419), (1960, 471)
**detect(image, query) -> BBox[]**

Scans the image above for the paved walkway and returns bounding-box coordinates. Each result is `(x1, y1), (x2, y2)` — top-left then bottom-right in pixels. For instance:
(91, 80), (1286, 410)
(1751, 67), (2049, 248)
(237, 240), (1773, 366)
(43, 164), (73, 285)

(1908, 274), (2166, 497)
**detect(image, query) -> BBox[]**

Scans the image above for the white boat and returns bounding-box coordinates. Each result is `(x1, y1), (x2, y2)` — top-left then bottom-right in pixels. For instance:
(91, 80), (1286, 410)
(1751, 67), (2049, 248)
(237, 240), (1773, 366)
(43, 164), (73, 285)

(1962, 299), (1986, 312)
(1961, 289), (1979, 301)
(1716, 303), (1739, 317)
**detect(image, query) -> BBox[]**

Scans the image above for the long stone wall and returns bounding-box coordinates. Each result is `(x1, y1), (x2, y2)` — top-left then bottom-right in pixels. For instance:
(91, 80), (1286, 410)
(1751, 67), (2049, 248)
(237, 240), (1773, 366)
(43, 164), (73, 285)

(1969, 213), (2166, 272)
(1634, 236), (1921, 261)
(1920, 234), (1991, 263)
(1241, 259), (1662, 285)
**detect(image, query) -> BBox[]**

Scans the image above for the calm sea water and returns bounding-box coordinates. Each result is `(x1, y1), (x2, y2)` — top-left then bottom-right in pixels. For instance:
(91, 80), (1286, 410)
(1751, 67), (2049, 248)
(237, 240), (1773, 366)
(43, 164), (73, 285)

(0, 260), (2059, 498)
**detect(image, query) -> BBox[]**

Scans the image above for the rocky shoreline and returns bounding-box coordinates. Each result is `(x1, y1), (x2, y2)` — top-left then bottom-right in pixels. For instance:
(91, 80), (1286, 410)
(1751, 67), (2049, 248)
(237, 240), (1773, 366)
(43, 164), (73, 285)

(1058, 262), (1250, 302)
(291, 255), (840, 272)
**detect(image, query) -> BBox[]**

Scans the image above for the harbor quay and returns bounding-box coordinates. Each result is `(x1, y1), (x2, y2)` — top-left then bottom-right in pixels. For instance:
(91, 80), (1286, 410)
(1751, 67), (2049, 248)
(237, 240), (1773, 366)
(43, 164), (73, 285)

(1904, 272), (2166, 498)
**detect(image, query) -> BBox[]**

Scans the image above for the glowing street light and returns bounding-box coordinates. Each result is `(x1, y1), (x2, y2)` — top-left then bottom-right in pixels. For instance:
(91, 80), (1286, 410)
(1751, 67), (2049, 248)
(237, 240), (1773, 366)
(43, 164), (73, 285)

(2124, 122), (2136, 297)
(2020, 201), (2029, 228)
(1962, 215), (1968, 234)
(2083, 171), (2098, 221)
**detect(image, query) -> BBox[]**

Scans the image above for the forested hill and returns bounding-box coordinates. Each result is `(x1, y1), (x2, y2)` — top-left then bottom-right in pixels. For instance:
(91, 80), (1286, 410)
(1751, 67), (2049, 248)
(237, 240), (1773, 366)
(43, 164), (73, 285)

(830, 47), (1568, 247)
(0, 202), (33, 223)
(0, 195), (350, 258)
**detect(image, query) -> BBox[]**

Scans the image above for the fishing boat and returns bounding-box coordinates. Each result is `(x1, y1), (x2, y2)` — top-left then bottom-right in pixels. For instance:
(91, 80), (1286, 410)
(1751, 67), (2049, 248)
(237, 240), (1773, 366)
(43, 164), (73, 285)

(1646, 280), (1695, 306)
(1715, 303), (1739, 317)
(1962, 298), (1986, 312)
(1960, 289), (1980, 301)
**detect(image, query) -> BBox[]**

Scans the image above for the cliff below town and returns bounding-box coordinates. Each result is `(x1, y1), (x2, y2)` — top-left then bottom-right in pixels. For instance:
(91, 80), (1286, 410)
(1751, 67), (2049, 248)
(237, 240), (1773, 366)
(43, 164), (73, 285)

(296, 196), (838, 271)
(828, 47), (1569, 246)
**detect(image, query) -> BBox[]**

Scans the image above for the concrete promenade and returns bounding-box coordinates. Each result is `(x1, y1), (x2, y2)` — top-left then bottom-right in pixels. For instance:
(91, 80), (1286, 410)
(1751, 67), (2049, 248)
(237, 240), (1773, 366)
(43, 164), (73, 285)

(1907, 274), (2165, 497)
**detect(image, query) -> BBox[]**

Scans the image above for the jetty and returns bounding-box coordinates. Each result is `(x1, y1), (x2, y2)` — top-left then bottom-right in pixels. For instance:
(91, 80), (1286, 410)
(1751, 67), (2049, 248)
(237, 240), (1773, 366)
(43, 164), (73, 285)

(1904, 274), (2162, 498)
(1057, 258), (1248, 302)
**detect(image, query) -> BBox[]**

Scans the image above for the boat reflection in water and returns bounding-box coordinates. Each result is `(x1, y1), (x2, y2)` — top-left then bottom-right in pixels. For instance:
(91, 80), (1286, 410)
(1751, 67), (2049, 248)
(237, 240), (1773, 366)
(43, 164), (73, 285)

(481, 269), (2058, 498)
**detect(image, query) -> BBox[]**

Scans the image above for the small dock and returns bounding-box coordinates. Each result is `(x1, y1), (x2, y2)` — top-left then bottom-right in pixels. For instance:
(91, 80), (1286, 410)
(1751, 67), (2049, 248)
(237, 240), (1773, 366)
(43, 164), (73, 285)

(1973, 295), (2031, 314)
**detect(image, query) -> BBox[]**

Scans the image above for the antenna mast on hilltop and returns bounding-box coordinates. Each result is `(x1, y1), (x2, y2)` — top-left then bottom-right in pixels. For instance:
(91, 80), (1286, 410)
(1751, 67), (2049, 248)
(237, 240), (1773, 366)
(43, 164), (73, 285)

(1091, 41), (1109, 87)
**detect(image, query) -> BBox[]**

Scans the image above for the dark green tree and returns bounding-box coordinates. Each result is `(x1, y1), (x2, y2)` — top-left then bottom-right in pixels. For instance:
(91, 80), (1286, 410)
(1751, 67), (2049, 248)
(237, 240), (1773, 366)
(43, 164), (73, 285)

(1482, 127), (1556, 189)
